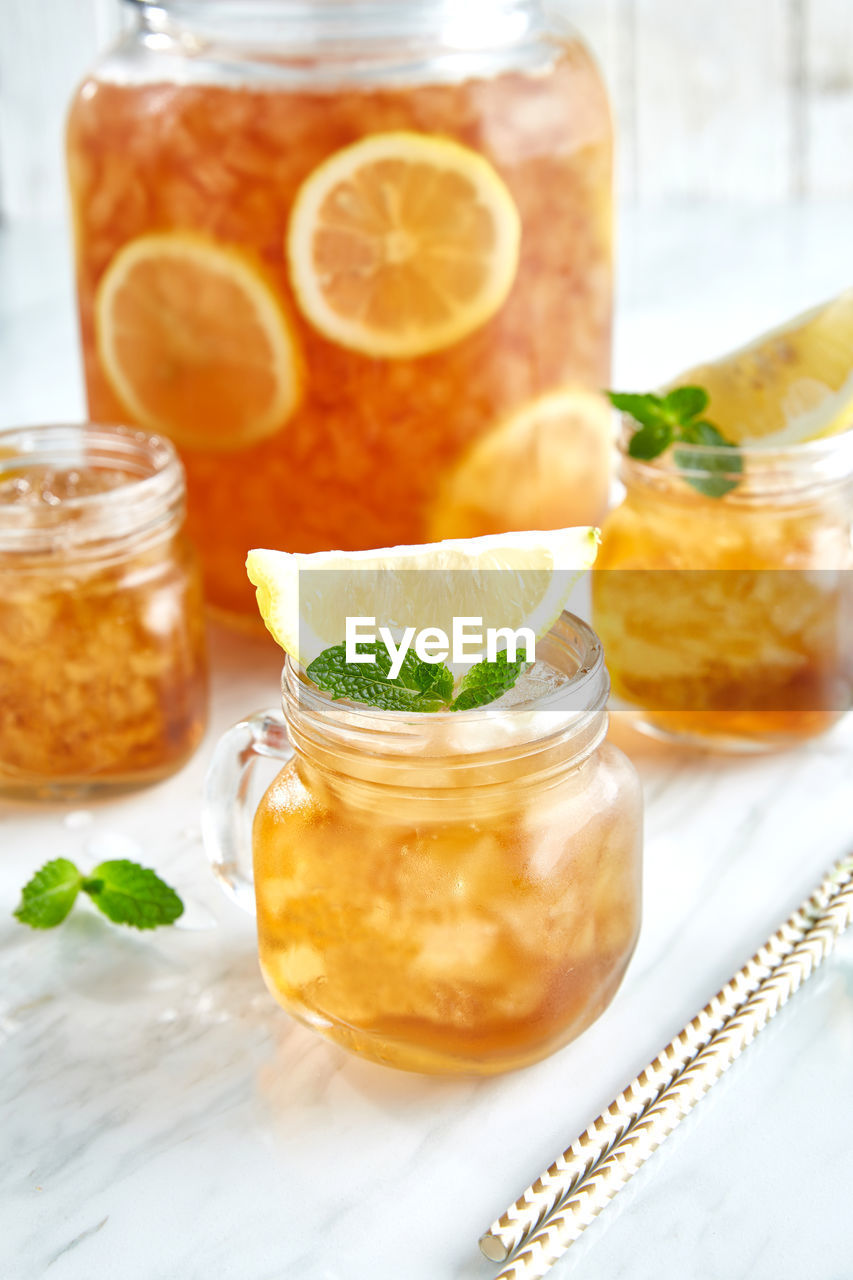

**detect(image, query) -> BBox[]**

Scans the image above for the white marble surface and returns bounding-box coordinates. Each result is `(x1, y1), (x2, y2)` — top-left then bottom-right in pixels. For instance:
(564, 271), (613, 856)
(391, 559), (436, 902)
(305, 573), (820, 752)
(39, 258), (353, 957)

(2, 207), (853, 1280)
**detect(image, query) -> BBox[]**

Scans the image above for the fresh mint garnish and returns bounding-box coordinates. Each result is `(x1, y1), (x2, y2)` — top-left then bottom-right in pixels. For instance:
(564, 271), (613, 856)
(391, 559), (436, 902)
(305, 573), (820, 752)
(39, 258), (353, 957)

(450, 649), (530, 711)
(608, 386), (742, 497)
(306, 642), (451, 712)
(14, 857), (183, 931)
(306, 640), (530, 713)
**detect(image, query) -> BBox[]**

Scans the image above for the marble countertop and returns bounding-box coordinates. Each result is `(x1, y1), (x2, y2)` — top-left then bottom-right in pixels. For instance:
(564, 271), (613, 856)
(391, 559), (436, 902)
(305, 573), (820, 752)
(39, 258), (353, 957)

(2, 206), (853, 1280)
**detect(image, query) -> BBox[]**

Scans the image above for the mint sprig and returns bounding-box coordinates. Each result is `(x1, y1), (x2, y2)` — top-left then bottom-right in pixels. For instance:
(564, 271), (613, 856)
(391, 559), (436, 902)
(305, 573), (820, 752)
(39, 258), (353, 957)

(306, 640), (530, 713)
(608, 386), (743, 497)
(14, 857), (183, 931)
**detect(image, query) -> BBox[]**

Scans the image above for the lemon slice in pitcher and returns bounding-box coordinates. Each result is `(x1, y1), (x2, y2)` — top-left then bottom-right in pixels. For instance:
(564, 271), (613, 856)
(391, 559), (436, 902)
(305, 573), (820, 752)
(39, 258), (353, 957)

(672, 290), (853, 446)
(96, 232), (303, 451)
(429, 389), (613, 540)
(246, 529), (599, 665)
(286, 132), (521, 359)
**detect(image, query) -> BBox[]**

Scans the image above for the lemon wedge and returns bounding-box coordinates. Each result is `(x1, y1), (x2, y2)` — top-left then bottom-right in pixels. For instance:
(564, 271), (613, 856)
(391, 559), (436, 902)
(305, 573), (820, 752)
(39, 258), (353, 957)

(671, 290), (853, 446)
(246, 529), (599, 665)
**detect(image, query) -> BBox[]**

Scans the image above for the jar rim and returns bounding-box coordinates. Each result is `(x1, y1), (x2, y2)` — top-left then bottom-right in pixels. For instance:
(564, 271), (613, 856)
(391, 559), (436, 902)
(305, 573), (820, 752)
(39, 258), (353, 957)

(0, 423), (185, 555)
(122, 0), (552, 57)
(280, 609), (609, 762)
(126, 0), (540, 14)
(616, 415), (853, 498)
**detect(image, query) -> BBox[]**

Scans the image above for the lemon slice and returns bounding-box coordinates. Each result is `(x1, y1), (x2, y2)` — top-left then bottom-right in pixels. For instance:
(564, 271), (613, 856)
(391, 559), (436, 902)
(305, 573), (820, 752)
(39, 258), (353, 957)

(96, 232), (302, 451)
(428, 388), (613, 540)
(286, 131), (521, 359)
(246, 529), (599, 665)
(671, 290), (853, 445)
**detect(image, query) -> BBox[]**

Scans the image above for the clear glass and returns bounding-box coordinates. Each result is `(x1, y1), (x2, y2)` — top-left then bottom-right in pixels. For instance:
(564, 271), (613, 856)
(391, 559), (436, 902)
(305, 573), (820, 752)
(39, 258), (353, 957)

(67, 0), (613, 621)
(593, 429), (853, 751)
(203, 612), (643, 1075)
(0, 425), (208, 797)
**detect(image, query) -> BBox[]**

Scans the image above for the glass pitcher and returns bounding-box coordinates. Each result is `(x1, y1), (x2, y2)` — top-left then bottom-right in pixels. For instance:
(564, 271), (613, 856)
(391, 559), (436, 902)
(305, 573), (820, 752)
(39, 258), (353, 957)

(68, 0), (614, 622)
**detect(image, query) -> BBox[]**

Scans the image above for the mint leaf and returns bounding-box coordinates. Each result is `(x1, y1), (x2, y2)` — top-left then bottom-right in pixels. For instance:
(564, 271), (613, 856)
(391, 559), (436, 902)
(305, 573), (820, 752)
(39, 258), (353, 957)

(13, 858), (81, 929)
(451, 650), (530, 712)
(611, 386), (707, 429)
(607, 391), (669, 430)
(353, 641), (415, 688)
(417, 661), (454, 702)
(342, 640), (447, 696)
(386, 646), (452, 698)
(662, 385), (708, 420)
(307, 642), (455, 711)
(610, 391), (676, 461)
(627, 420), (673, 460)
(679, 419), (733, 448)
(608, 384), (741, 497)
(674, 419), (743, 497)
(83, 860), (183, 930)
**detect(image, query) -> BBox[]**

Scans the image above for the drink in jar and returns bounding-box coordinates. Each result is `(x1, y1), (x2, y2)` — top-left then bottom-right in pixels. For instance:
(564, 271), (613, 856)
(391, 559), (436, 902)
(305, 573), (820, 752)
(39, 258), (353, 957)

(206, 611), (642, 1075)
(0, 426), (207, 795)
(593, 435), (853, 749)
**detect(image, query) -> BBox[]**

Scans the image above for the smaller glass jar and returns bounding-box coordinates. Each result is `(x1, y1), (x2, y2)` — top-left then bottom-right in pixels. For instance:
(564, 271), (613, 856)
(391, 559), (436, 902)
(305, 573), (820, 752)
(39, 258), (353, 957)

(203, 612), (643, 1076)
(0, 424), (208, 796)
(593, 429), (853, 750)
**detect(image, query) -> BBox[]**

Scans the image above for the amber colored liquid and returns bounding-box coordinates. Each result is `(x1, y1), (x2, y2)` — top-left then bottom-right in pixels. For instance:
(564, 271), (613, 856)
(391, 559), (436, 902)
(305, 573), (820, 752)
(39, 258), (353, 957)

(252, 740), (641, 1075)
(593, 482), (853, 748)
(0, 468), (208, 794)
(67, 42), (612, 619)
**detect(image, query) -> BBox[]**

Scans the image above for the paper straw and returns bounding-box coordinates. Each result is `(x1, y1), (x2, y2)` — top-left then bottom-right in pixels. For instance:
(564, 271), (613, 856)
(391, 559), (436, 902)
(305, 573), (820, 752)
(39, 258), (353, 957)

(480, 853), (853, 1277)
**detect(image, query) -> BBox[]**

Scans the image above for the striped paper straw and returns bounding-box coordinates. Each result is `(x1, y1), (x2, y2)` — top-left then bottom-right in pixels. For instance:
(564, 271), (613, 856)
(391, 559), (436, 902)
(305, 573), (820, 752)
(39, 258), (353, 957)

(480, 853), (853, 1277)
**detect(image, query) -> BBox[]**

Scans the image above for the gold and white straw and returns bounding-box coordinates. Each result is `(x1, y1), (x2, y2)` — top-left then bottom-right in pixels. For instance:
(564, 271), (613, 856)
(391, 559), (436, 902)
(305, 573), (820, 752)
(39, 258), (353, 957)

(480, 853), (853, 1279)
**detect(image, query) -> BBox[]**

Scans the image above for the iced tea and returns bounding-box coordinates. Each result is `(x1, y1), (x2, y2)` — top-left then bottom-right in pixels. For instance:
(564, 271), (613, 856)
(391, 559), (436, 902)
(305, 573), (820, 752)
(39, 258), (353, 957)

(0, 427), (207, 795)
(593, 437), (853, 748)
(67, 32), (613, 620)
(250, 617), (642, 1074)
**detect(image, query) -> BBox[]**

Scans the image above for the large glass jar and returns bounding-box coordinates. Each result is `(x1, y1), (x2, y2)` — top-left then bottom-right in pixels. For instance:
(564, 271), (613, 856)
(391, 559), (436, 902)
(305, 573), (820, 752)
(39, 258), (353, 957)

(67, 1), (614, 622)
(203, 613), (642, 1075)
(593, 429), (853, 751)
(0, 425), (208, 796)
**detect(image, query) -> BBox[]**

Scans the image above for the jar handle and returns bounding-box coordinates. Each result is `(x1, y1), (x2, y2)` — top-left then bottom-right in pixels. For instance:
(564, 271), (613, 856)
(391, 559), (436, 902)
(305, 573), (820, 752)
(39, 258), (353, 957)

(202, 709), (292, 914)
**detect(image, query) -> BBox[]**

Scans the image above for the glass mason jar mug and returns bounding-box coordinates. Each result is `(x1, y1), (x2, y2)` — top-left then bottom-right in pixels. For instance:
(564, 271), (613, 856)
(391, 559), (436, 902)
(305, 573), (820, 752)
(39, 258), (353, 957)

(203, 613), (643, 1075)
(67, 0), (614, 621)
(593, 429), (853, 750)
(0, 425), (208, 796)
